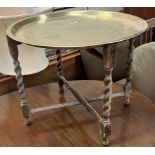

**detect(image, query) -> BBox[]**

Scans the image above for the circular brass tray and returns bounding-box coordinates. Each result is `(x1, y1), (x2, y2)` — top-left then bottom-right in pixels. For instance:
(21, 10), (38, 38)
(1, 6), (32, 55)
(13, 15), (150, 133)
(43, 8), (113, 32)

(7, 11), (148, 49)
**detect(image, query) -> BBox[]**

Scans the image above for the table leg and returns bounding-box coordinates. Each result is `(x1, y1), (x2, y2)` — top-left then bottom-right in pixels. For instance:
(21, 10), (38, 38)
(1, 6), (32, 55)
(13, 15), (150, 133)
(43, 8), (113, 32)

(101, 44), (117, 145)
(124, 38), (135, 106)
(56, 49), (64, 94)
(7, 37), (31, 125)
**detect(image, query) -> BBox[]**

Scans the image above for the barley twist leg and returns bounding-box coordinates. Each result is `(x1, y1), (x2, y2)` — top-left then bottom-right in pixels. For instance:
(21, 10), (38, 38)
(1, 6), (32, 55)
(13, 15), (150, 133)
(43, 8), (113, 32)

(124, 38), (135, 106)
(101, 44), (117, 146)
(7, 37), (31, 125)
(56, 49), (64, 94)
(101, 70), (112, 145)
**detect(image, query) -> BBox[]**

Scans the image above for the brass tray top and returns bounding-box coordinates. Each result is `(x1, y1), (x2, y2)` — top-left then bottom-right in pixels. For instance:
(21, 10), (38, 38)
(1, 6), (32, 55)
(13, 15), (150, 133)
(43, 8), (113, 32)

(6, 11), (148, 49)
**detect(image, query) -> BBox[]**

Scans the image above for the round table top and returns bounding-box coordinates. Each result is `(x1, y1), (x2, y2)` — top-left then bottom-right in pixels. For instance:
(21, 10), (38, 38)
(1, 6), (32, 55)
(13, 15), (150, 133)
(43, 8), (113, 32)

(7, 10), (148, 49)
(0, 7), (52, 19)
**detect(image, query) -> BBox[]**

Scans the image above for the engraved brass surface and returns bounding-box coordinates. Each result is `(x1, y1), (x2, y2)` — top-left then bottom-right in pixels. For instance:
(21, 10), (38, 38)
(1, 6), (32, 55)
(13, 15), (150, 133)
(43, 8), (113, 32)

(7, 11), (148, 49)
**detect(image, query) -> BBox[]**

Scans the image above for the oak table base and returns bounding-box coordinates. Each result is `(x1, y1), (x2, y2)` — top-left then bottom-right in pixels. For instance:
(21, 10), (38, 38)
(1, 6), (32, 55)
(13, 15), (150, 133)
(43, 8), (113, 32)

(7, 37), (134, 145)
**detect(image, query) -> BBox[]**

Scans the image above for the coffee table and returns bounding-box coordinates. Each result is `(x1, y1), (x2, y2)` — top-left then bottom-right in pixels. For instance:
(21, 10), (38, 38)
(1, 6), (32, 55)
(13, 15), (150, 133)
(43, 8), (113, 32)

(6, 10), (148, 145)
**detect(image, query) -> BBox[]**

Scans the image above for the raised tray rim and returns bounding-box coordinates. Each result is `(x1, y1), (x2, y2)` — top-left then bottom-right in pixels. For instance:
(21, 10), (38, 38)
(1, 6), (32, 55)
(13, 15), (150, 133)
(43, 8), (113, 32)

(6, 10), (148, 49)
